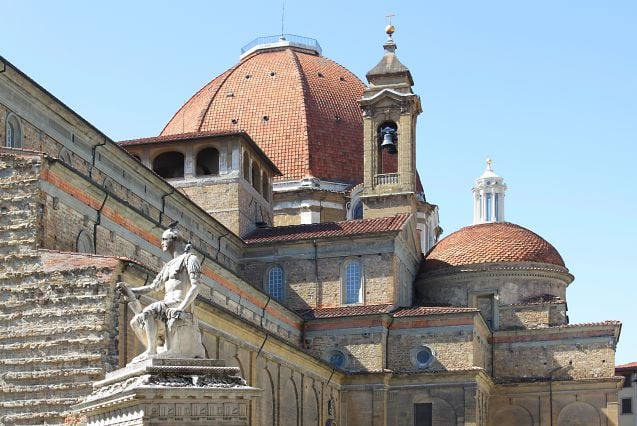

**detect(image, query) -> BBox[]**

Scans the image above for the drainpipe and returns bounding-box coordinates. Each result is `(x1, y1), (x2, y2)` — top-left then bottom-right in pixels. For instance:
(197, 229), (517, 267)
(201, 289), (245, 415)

(313, 239), (319, 308)
(93, 192), (108, 254)
(89, 140), (107, 179)
(158, 187), (175, 225)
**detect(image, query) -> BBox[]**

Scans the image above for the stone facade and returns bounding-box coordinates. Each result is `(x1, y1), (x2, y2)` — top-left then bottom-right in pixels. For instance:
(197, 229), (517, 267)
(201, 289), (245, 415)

(0, 29), (624, 426)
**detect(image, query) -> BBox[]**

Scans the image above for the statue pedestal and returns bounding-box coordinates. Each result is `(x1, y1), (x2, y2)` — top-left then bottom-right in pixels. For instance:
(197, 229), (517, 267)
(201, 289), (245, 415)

(72, 358), (260, 425)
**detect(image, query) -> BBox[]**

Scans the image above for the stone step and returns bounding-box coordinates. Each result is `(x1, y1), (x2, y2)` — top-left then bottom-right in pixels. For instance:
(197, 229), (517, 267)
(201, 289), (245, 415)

(0, 325), (111, 346)
(0, 304), (108, 322)
(0, 270), (46, 285)
(0, 340), (110, 359)
(1, 367), (104, 382)
(0, 396), (79, 424)
(0, 178), (39, 189)
(0, 352), (105, 368)
(0, 293), (109, 312)
(0, 253), (43, 272)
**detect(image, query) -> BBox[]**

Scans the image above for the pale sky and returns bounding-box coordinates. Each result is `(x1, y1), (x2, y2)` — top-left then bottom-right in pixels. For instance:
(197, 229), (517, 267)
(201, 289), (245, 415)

(2, 1), (636, 364)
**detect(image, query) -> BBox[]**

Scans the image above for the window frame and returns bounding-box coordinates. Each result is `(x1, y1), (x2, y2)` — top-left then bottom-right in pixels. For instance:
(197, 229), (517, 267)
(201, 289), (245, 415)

(265, 265), (285, 302)
(410, 345), (436, 369)
(622, 397), (633, 415)
(5, 113), (22, 148)
(341, 259), (364, 305)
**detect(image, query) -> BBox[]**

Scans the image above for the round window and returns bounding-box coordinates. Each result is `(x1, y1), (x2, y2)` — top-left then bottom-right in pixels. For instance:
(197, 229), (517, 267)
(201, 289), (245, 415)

(410, 345), (435, 369)
(327, 350), (347, 368)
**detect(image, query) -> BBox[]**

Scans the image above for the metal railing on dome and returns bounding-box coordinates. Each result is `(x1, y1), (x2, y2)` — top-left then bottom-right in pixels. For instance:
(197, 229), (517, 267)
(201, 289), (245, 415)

(240, 34), (322, 55)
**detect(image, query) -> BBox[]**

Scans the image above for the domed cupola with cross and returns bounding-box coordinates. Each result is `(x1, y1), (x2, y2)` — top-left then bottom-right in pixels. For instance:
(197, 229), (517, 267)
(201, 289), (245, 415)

(472, 158), (507, 224)
(359, 22), (422, 219)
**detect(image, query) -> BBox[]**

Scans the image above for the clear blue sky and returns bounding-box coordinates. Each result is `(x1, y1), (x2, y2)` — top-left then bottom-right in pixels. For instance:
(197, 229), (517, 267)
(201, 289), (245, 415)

(3, 1), (636, 364)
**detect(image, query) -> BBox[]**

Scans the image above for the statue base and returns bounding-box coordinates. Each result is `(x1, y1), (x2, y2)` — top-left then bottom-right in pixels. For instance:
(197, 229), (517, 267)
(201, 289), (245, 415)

(72, 358), (260, 425)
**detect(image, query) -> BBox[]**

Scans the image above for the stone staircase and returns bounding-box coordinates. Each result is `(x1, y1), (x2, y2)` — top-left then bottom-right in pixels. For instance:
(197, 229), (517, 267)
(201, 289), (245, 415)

(0, 153), (120, 425)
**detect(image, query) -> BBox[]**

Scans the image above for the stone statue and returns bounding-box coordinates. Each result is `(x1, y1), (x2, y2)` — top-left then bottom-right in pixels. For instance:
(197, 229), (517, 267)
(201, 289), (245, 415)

(117, 226), (206, 363)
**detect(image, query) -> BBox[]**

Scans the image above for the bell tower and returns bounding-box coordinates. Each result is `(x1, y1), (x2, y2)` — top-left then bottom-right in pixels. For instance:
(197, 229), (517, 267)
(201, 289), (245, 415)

(359, 23), (422, 218)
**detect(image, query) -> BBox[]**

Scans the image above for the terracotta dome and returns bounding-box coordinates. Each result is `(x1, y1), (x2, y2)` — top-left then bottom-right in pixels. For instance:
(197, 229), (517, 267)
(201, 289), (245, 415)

(161, 37), (365, 183)
(423, 222), (565, 272)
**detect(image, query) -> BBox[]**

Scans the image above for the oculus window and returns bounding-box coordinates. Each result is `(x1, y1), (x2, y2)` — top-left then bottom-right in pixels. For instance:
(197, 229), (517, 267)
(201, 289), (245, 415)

(410, 345), (435, 369)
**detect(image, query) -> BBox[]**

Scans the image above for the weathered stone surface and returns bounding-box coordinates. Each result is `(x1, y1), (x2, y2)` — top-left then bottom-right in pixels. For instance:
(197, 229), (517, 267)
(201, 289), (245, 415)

(73, 358), (260, 426)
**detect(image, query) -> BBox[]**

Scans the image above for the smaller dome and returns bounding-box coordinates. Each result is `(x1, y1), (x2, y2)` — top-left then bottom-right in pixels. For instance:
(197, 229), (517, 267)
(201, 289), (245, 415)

(423, 222), (565, 272)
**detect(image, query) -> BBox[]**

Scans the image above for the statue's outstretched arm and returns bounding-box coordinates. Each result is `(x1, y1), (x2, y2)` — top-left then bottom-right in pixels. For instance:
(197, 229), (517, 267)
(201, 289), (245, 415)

(117, 267), (166, 313)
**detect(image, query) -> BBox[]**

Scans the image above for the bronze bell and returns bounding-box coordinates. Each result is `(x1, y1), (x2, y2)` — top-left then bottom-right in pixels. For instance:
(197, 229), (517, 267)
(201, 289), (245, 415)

(380, 128), (398, 154)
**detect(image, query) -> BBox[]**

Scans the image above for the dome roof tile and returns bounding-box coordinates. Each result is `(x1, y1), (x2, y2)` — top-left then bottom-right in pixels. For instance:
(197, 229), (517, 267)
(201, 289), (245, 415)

(161, 47), (365, 183)
(423, 222), (565, 272)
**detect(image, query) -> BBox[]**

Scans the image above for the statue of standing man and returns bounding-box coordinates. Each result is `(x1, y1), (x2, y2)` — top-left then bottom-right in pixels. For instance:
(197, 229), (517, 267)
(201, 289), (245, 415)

(117, 225), (206, 364)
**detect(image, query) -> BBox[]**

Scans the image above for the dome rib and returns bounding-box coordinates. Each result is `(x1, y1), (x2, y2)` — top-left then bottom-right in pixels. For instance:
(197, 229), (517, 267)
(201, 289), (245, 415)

(196, 61), (245, 133)
(287, 49), (312, 177)
(423, 222), (566, 272)
(160, 45), (365, 183)
(160, 67), (235, 136)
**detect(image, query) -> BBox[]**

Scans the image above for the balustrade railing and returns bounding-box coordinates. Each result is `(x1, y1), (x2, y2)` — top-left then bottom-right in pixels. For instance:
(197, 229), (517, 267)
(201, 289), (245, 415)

(374, 173), (399, 186)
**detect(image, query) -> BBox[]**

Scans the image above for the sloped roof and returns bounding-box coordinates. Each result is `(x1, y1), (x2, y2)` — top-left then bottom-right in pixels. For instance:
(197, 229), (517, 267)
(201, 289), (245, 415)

(243, 214), (410, 244)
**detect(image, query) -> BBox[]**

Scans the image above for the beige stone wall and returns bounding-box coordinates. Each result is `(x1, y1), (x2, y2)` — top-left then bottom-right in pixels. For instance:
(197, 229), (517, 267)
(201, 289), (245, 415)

(500, 303), (567, 330)
(388, 329), (475, 371)
(493, 330), (617, 380)
(307, 329), (386, 371)
(241, 251), (395, 309)
(417, 269), (570, 308)
(489, 380), (620, 426)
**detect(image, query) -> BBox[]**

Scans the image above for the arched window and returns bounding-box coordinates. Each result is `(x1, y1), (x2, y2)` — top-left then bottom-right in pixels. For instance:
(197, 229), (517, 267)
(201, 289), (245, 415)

(267, 266), (284, 301)
(352, 201), (363, 220)
(252, 162), (261, 194)
(196, 147), (220, 176)
(153, 151), (184, 179)
(58, 147), (72, 166)
(76, 230), (94, 254)
(243, 154), (250, 181)
(343, 260), (363, 304)
(5, 113), (22, 148)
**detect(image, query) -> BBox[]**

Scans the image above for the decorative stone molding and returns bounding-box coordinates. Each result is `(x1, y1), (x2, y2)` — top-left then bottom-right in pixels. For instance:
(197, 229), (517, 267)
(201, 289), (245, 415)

(73, 358), (260, 425)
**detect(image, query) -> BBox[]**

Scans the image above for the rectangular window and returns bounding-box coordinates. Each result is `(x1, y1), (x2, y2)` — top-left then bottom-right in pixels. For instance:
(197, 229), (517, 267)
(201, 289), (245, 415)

(622, 398), (633, 414)
(494, 193), (499, 220)
(414, 403), (432, 426)
(344, 261), (362, 304)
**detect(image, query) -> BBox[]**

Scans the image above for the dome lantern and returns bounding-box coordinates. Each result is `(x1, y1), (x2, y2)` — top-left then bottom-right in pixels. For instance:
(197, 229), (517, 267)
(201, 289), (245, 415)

(472, 158), (507, 224)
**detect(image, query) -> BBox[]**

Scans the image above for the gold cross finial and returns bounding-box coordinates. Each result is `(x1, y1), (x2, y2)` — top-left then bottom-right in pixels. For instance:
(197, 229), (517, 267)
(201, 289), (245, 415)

(385, 14), (396, 37)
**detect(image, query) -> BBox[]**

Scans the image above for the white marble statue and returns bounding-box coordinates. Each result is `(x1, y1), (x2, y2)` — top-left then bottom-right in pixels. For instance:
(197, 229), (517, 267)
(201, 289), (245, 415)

(117, 226), (206, 363)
